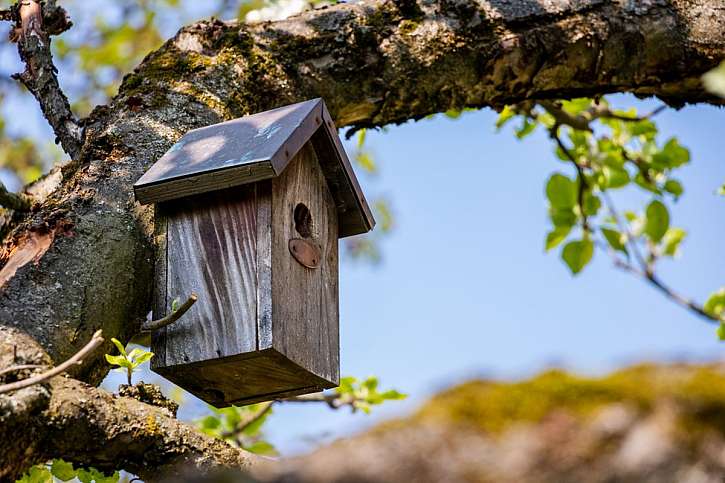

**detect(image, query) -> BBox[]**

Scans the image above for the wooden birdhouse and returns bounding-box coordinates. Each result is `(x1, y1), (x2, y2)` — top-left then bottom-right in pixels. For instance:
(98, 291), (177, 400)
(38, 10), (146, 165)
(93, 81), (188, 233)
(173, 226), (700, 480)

(133, 98), (374, 407)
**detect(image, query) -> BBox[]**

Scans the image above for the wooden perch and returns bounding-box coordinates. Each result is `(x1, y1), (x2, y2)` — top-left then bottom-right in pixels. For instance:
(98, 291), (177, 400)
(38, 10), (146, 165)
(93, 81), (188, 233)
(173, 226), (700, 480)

(0, 330), (103, 395)
(140, 293), (198, 332)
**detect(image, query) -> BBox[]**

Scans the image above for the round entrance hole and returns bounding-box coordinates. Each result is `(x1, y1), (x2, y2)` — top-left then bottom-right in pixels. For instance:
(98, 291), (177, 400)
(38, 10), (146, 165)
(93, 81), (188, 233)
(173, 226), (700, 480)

(294, 203), (313, 238)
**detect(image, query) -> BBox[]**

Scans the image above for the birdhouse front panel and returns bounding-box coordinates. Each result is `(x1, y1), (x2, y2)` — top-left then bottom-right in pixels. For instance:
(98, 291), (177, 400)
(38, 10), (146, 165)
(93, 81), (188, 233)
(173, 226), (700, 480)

(270, 143), (339, 385)
(135, 98), (374, 407)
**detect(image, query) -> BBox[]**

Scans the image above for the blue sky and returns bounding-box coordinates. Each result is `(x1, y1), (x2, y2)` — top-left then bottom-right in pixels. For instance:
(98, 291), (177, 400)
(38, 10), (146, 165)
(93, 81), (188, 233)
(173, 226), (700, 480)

(0, 0), (722, 457)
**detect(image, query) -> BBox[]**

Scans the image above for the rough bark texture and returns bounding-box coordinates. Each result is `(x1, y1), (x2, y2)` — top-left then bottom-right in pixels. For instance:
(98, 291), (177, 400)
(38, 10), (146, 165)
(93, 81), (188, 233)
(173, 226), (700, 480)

(0, 0), (724, 478)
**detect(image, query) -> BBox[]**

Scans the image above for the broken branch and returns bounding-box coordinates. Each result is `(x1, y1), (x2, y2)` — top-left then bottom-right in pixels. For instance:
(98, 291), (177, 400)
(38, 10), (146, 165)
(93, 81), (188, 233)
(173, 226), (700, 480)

(10, 0), (82, 160)
(0, 330), (103, 395)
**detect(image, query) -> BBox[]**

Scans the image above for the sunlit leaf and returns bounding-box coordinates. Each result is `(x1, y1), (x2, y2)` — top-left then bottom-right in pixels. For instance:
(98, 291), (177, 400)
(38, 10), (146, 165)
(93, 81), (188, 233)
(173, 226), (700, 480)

(562, 239), (594, 275)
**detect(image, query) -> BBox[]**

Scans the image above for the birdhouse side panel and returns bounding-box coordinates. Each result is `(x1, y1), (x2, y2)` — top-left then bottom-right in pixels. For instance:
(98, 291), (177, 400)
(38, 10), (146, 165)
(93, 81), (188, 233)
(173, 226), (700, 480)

(162, 185), (261, 367)
(270, 142), (340, 385)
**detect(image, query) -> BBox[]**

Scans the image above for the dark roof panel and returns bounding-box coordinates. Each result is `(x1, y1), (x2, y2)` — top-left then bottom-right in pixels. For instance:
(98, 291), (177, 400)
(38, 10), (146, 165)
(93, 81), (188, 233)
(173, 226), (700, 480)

(134, 98), (374, 238)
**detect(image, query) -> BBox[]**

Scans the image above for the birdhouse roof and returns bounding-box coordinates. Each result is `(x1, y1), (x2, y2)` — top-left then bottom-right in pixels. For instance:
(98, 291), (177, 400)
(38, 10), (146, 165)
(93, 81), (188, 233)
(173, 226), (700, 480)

(134, 98), (374, 237)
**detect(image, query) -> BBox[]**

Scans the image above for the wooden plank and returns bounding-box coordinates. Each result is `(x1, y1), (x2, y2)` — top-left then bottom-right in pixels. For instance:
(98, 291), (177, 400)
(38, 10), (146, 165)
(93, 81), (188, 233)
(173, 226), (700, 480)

(134, 99), (322, 204)
(153, 348), (335, 407)
(256, 181), (273, 350)
(271, 143), (340, 385)
(135, 161), (274, 205)
(163, 185), (259, 366)
(150, 204), (168, 370)
(312, 104), (375, 238)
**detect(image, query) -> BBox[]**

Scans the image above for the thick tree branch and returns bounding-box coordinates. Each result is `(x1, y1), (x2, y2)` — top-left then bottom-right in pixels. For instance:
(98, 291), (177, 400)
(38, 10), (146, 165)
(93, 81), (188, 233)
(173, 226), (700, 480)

(9, 0), (82, 159)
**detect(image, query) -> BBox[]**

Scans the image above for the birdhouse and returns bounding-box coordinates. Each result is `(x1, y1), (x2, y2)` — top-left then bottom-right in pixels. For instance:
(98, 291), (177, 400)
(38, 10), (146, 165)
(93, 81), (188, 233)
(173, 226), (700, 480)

(133, 98), (374, 407)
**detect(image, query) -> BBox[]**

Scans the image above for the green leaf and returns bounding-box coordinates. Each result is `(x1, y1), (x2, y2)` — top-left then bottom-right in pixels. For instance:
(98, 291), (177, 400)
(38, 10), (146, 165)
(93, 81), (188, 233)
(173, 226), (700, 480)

(644, 200), (670, 242)
(110, 338), (127, 357)
(361, 376), (379, 392)
(133, 351), (154, 365)
(105, 354), (131, 368)
(546, 174), (577, 208)
(717, 324), (725, 341)
(545, 226), (571, 251)
(562, 239), (594, 275)
(244, 440), (278, 456)
(356, 128), (366, 149)
(601, 228), (627, 254)
(171, 297), (181, 313)
(127, 348), (143, 360)
(652, 138), (690, 169)
(601, 165), (630, 189)
(50, 459), (76, 481)
(16, 466), (53, 483)
(495, 106), (516, 129)
(515, 118), (537, 139)
(561, 98), (592, 115)
(717, 183), (725, 196)
(549, 207), (577, 228)
(704, 288), (725, 319)
(663, 179), (684, 199)
(379, 390), (407, 401)
(662, 228), (686, 257)
(582, 192), (601, 216)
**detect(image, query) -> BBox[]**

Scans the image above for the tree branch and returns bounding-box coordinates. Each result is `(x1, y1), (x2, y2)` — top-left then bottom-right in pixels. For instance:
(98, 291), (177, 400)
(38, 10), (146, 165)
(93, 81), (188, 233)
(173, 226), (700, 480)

(0, 330), (103, 395)
(9, 0), (82, 159)
(0, 181), (32, 211)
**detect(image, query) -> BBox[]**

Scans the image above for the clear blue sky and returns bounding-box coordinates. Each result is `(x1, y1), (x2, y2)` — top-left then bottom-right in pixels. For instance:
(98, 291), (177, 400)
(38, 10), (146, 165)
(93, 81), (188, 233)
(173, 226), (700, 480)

(1, 0), (722, 456)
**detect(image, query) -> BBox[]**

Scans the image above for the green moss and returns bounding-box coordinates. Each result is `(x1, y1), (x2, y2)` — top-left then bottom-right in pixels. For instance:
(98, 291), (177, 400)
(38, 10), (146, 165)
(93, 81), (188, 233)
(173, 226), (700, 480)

(398, 19), (420, 35)
(412, 364), (725, 436)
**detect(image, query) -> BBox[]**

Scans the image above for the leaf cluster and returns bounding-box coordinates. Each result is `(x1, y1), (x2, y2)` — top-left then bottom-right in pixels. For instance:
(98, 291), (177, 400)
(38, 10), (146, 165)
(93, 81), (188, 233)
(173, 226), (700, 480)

(17, 460), (119, 483)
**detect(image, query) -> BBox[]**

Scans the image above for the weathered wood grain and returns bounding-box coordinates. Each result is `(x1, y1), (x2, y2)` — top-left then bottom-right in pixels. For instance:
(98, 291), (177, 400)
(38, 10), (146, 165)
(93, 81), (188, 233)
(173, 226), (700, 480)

(271, 143), (340, 385)
(150, 204), (168, 369)
(256, 180), (273, 350)
(153, 348), (333, 407)
(163, 185), (259, 366)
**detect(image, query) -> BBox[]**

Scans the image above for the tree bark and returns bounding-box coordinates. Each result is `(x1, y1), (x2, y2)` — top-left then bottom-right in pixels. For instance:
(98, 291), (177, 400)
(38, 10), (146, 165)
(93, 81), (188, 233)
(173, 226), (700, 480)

(1, 0), (724, 478)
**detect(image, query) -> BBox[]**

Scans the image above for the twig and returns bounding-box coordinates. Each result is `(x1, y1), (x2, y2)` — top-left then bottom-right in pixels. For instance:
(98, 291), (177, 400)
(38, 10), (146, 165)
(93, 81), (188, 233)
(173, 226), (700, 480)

(221, 402), (274, 442)
(0, 330), (104, 395)
(9, 0), (82, 160)
(600, 180), (718, 324)
(551, 129), (590, 231)
(0, 181), (32, 211)
(141, 293), (198, 332)
(610, 257), (719, 324)
(0, 364), (45, 377)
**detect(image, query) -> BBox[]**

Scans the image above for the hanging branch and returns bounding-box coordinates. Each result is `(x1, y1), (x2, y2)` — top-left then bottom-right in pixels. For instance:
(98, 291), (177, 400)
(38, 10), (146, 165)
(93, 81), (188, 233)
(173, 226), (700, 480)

(552, 129), (720, 326)
(0, 330), (103, 395)
(4, 0), (82, 160)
